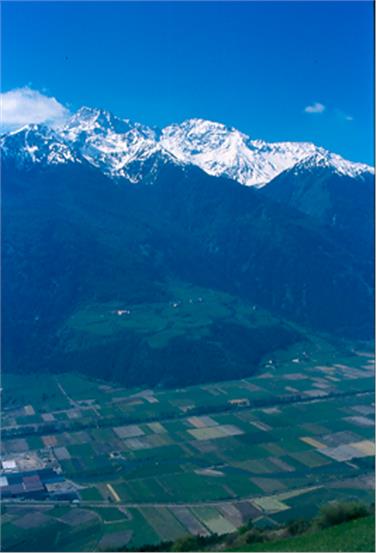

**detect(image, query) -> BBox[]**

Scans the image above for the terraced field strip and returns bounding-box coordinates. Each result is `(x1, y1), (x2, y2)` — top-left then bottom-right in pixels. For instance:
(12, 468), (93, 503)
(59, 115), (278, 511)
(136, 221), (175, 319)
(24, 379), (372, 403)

(300, 436), (326, 449)
(252, 496), (289, 513)
(170, 506), (211, 536)
(191, 506), (238, 535)
(217, 503), (244, 527)
(106, 484), (120, 503)
(276, 485), (321, 502)
(140, 506), (187, 541)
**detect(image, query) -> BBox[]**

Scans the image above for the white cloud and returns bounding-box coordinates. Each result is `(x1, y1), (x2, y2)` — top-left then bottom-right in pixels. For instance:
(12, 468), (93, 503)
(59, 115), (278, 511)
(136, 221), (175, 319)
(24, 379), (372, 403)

(0, 87), (70, 131)
(334, 109), (354, 122)
(304, 102), (326, 114)
(341, 112), (354, 122)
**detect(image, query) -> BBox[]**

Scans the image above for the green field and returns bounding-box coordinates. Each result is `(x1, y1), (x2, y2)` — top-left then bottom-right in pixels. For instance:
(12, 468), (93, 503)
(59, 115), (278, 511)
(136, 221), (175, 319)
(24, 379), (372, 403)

(64, 283), (275, 348)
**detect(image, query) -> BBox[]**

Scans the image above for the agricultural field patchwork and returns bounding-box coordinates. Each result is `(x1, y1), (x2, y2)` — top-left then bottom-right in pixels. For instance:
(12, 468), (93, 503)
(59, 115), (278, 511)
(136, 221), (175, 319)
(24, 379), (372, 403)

(1, 346), (374, 551)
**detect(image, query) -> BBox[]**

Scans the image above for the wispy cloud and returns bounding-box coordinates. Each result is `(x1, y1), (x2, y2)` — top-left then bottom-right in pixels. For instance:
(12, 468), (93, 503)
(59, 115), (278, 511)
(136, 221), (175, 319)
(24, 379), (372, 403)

(0, 87), (70, 131)
(335, 109), (354, 122)
(304, 102), (326, 114)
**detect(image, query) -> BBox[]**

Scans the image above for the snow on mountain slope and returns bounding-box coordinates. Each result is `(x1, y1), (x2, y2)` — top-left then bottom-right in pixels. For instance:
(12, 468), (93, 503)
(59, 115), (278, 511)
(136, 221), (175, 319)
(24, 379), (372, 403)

(160, 118), (373, 187)
(0, 124), (81, 166)
(288, 149), (374, 178)
(60, 107), (178, 182)
(1, 107), (373, 186)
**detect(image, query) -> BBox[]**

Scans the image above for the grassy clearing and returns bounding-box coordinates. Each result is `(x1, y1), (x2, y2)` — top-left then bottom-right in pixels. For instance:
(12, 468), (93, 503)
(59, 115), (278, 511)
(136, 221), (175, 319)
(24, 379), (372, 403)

(229, 515), (375, 552)
(64, 283), (279, 350)
(2, 373), (70, 412)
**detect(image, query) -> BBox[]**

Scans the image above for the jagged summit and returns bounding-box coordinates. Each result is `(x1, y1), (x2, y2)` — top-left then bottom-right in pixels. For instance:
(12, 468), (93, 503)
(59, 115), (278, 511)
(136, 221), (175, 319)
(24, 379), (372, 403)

(64, 106), (150, 137)
(1, 106), (373, 185)
(290, 148), (373, 179)
(0, 123), (81, 166)
(161, 119), (373, 186)
(60, 107), (167, 182)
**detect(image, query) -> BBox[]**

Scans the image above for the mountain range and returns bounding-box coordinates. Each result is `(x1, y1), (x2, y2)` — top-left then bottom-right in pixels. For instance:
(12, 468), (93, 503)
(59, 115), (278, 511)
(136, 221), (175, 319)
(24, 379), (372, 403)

(2, 107), (374, 386)
(2, 107), (373, 185)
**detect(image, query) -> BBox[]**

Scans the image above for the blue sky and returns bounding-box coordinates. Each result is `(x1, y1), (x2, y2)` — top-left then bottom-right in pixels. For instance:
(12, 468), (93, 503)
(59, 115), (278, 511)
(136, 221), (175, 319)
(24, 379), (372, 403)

(2, 1), (374, 164)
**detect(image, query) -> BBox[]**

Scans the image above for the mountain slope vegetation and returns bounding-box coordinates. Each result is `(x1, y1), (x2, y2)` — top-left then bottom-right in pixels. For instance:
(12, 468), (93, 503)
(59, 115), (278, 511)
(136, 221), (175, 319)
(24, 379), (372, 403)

(3, 154), (373, 386)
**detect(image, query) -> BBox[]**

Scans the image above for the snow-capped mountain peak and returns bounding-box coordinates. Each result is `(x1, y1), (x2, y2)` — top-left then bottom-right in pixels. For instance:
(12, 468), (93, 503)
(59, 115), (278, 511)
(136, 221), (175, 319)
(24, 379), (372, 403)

(1, 107), (373, 186)
(290, 148), (373, 179)
(60, 108), (168, 181)
(161, 118), (269, 186)
(160, 118), (373, 186)
(0, 123), (81, 166)
(63, 106), (151, 138)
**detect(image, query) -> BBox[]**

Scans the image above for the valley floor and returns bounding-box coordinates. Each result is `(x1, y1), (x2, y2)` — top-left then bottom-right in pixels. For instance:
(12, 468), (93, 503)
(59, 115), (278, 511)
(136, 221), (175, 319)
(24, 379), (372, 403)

(1, 343), (374, 551)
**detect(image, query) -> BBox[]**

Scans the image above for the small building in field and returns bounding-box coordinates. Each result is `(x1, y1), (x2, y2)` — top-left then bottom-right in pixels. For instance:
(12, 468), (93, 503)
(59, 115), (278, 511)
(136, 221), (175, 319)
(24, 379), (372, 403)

(228, 398), (250, 407)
